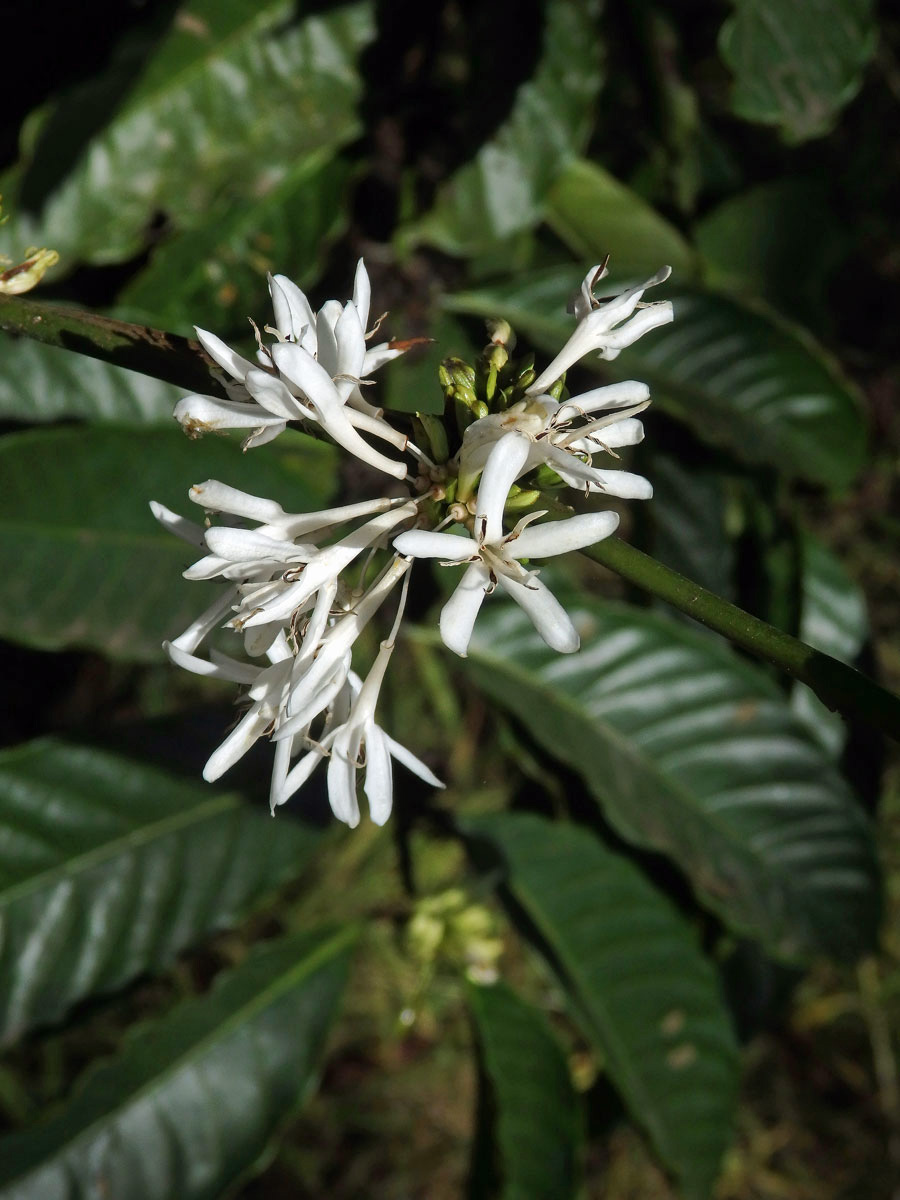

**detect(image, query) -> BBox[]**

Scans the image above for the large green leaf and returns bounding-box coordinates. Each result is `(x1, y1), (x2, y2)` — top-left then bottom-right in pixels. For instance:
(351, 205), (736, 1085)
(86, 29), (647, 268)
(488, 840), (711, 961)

(0, 1), (373, 268)
(693, 178), (847, 320)
(402, 0), (603, 257)
(792, 534), (868, 755)
(0, 740), (321, 1046)
(647, 453), (736, 603)
(0, 925), (355, 1199)
(119, 153), (351, 337)
(0, 337), (181, 425)
(0, 426), (335, 659)
(719, 0), (877, 143)
(545, 159), (698, 281)
(467, 980), (581, 1200)
(466, 813), (738, 1200)
(458, 593), (880, 961)
(446, 268), (866, 488)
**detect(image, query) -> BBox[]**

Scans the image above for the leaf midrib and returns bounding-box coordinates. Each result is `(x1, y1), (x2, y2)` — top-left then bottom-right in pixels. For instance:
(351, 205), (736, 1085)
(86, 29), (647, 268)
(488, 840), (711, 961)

(2, 927), (355, 1188)
(0, 790), (240, 908)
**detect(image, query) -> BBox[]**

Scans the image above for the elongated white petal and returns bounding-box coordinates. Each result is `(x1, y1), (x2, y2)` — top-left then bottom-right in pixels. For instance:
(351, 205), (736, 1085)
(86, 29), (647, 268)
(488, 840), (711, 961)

(274, 747), (325, 811)
(497, 573), (579, 653)
(346, 407), (409, 449)
(244, 368), (309, 420)
(384, 736), (444, 789)
(204, 526), (304, 564)
(195, 328), (256, 382)
(269, 274), (315, 343)
(393, 530), (475, 561)
(277, 496), (400, 539)
(327, 739), (360, 827)
(174, 395), (283, 433)
(362, 343), (405, 374)
(188, 481), (287, 524)
(242, 421), (287, 450)
(164, 641), (258, 684)
(574, 417), (644, 449)
(477, 433), (531, 543)
(169, 587), (238, 653)
(363, 725), (393, 826)
(596, 302), (674, 360)
(150, 501), (206, 548)
(510, 511), (619, 559)
(555, 380), (650, 420)
(571, 262), (609, 322)
(334, 301), (367, 398)
(439, 562), (490, 657)
(563, 465), (653, 499)
(203, 706), (270, 782)
(352, 258), (371, 331)
(315, 300), (343, 377)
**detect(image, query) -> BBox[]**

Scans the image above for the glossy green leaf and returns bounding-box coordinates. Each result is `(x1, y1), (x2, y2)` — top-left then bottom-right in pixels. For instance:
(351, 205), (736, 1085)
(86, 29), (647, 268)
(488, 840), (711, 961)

(402, 0), (603, 257)
(647, 454), (736, 602)
(119, 154), (351, 337)
(0, 925), (355, 1198)
(0, 426), (335, 659)
(459, 593), (880, 961)
(467, 979), (581, 1200)
(466, 813), (738, 1200)
(0, 740), (321, 1046)
(1, 1), (373, 268)
(0, 337), (181, 425)
(446, 268), (866, 488)
(792, 535), (868, 755)
(693, 178), (847, 318)
(719, 0), (877, 143)
(545, 159), (698, 281)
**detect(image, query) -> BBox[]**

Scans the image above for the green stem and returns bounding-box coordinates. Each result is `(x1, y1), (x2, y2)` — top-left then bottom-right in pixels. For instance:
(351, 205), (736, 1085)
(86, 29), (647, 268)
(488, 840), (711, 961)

(583, 537), (900, 743)
(0, 292), (228, 398)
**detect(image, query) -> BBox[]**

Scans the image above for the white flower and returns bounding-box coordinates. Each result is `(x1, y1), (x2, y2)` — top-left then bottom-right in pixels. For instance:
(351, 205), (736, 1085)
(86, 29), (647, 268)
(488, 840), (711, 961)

(526, 266), (673, 396)
(457, 378), (653, 500)
(394, 433), (619, 656)
(174, 259), (414, 473)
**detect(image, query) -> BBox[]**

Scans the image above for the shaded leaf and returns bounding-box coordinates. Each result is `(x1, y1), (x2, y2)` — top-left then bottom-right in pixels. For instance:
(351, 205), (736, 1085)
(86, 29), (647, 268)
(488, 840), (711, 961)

(0, 426), (335, 659)
(446, 268), (866, 488)
(719, 0), (877, 143)
(693, 177), (847, 321)
(545, 159), (698, 281)
(402, 0), (603, 257)
(1, 1), (373, 268)
(647, 453), (736, 602)
(792, 534), (868, 755)
(0, 925), (355, 1198)
(466, 813), (738, 1200)
(0, 336), (181, 425)
(0, 740), (321, 1046)
(458, 592), (880, 960)
(120, 154), (351, 336)
(467, 979), (581, 1200)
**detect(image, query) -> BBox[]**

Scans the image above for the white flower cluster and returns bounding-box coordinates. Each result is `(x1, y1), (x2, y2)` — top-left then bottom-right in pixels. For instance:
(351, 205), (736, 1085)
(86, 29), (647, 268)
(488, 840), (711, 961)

(156, 260), (672, 826)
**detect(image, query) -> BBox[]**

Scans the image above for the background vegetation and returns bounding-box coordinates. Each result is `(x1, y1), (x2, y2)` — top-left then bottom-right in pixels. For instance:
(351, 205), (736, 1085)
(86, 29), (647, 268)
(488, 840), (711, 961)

(0, 1), (897, 1196)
